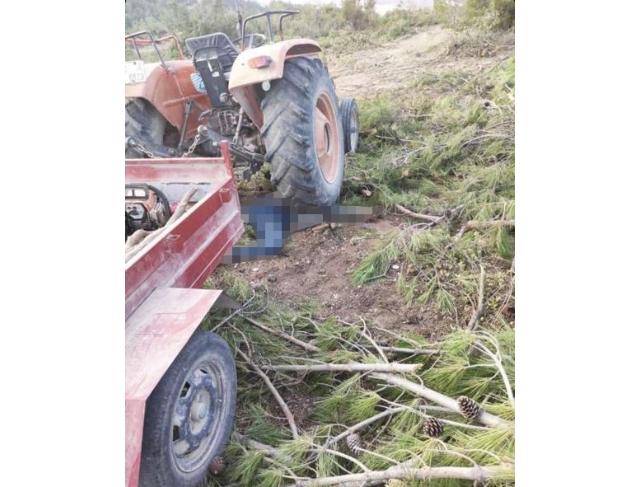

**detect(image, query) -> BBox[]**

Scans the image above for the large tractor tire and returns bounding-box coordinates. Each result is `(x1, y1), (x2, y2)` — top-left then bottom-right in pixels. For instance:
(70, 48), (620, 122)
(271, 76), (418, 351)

(125, 98), (166, 158)
(260, 57), (345, 206)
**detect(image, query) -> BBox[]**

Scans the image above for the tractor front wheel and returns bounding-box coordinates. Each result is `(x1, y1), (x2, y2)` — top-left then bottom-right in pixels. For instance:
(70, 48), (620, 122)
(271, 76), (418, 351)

(260, 57), (345, 206)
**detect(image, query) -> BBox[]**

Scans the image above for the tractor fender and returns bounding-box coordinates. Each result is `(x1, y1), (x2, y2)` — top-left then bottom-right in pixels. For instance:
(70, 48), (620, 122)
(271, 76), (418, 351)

(125, 287), (224, 487)
(228, 39), (322, 90)
(125, 60), (210, 140)
(228, 39), (322, 128)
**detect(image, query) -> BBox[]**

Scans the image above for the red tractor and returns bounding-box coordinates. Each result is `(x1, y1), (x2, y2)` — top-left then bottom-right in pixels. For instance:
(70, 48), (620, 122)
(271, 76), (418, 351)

(125, 10), (359, 206)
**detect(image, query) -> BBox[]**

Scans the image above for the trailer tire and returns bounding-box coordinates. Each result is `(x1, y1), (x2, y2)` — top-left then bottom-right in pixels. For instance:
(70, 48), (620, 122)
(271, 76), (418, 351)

(125, 98), (166, 158)
(339, 97), (359, 154)
(139, 330), (237, 487)
(261, 57), (345, 206)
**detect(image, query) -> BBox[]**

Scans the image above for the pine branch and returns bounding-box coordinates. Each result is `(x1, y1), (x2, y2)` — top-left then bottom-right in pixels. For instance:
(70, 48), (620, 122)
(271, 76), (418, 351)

(456, 219), (515, 240)
(125, 229), (151, 250)
(467, 266), (486, 331)
(236, 349), (299, 439)
(379, 346), (440, 355)
(368, 373), (511, 428)
(358, 317), (389, 364)
(395, 204), (442, 222)
(326, 407), (406, 448)
(230, 433), (293, 463)
(241, 315), (320, 353)
(165, 186), (198, 225)
(473, 334), (515, 404)
(261, 363), (422, 373)
(294, 463), (513, 486)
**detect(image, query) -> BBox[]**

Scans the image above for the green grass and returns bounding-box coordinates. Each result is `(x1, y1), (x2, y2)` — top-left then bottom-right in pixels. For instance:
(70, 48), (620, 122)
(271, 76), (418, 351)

(343, 52), (515, 321)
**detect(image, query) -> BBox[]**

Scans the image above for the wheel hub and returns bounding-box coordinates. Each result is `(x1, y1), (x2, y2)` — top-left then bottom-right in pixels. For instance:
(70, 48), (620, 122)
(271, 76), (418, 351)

(173, 374), (217, 458)
(314, 93), (340, 184)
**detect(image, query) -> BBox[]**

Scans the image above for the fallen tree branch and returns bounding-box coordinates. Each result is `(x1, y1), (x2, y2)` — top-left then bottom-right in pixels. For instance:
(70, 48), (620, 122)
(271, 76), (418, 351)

(261, 363), (421, 374)
(125, 229), (151, 250)
(241, 315), (320, 353)
(358, 317), (389, 364)
(166, 186), (198, 226)
(473, 333), (515, 405)
(307, 447), (370, 472)
(369, 373), (511, 429)
(295, 463), (513, 486)
(380, 346), (439, 355)
(326, 407), (405, 448)
(378, 399), (491, 431)
(395, 204), (441, 222)
(467, 266), (486, 331)
(230, 433), (293, 463)
(236, 349), (299, 439)
(456, 219), (515, 241)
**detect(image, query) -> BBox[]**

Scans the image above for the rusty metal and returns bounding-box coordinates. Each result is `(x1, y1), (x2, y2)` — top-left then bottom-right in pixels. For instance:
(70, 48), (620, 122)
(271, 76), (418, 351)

(125, 31), (186, 60)
(125, 60), (210, 140)
(228, 39), (321, 91)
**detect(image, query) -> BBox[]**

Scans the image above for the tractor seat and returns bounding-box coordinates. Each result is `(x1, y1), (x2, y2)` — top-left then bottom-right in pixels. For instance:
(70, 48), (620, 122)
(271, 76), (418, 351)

(185, 32), (239, 69)
(185, 33), (239, 108)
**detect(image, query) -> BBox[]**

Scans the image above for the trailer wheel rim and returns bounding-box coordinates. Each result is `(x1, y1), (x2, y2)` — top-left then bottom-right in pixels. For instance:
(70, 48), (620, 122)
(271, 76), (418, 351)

(170, 359), (224, 473)
(314, 91), (340, 184)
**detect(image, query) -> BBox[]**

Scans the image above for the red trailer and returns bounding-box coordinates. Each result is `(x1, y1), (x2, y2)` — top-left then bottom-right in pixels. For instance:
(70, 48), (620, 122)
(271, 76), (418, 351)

(125, 142), (244, 487)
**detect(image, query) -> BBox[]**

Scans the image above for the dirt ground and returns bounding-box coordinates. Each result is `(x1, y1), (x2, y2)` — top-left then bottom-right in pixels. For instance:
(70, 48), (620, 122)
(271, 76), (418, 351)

(214, 25), (515, 340)
(222, 215), (452, 339)
(329, 26), (513, 99)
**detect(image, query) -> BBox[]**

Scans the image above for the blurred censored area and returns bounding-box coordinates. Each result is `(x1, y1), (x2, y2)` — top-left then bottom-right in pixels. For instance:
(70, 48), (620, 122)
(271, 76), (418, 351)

(223, 193), (373, 264)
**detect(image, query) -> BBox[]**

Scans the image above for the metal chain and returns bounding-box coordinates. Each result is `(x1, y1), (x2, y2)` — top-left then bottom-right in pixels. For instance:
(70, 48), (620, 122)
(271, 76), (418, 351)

(181, 134), (201, 158)
(134, 142), (157, 158)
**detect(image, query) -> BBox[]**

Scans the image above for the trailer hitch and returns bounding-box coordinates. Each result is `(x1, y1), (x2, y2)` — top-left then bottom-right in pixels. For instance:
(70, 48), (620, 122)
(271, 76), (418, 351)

(196, 125), (265, 179)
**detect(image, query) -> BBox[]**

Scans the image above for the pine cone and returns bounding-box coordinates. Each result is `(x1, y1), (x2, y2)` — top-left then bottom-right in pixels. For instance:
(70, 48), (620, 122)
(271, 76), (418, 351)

(208, 456), (225, 475)
(457, 396), (481, 420)
(346, 433), (362, 456)
(423, 417), (444, 438)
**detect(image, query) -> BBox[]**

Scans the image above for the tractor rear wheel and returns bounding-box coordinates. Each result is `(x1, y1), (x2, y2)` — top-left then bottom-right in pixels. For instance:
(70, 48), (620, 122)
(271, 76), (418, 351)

(260, 57), (345, 206)
(125, 98), (166, 158)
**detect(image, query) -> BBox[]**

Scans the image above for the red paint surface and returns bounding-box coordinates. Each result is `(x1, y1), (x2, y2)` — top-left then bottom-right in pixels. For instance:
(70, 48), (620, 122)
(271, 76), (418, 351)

(124, 143), (242, 486)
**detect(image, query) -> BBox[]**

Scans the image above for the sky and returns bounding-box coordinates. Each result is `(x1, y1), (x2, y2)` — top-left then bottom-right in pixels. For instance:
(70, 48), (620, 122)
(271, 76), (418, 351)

(253, 0), (435, 15)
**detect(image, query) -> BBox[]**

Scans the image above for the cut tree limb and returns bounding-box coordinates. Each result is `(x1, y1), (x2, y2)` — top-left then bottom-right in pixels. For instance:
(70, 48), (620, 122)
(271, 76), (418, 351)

(236, 349), (299, 439)
(261, 363), (421, 373)
(166, 186), (198, 226)
(369, 372), (511, 429)
(380, 346), (439, 355)
(125, 229), (151, 250)
(467, 266), (486, 331)
(456, 219), (515, 240)
(395, 204), (441, 222)
(326, 407), (405, 448)
(295, 463), (513, 487)
(230, 433), (293, 463)
(241, 315), (320, 353)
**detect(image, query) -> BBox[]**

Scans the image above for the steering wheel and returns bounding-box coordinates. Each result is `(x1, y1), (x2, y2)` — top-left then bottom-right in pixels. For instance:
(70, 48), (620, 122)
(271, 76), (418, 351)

(234, 33), (267, 50)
